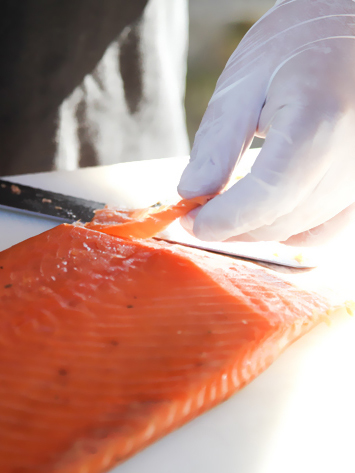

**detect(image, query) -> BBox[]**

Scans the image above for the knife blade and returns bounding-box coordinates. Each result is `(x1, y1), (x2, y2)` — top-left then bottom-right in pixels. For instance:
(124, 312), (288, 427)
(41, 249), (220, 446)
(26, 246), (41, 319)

(0, 178), (316, 269)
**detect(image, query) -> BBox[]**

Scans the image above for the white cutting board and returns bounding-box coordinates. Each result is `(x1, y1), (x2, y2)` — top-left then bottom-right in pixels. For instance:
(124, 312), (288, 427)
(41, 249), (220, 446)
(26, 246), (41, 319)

(1, 151), (355, 473)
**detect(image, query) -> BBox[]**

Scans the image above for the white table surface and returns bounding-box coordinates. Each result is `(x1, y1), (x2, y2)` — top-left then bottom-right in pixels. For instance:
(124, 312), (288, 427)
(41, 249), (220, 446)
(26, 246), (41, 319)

(1, 152), (355, 473)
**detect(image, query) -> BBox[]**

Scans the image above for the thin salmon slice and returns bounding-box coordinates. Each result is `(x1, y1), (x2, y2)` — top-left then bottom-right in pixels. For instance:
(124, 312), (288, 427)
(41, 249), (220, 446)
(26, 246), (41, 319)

(0, 224), (331, 473)
(85, 197), (207, 239)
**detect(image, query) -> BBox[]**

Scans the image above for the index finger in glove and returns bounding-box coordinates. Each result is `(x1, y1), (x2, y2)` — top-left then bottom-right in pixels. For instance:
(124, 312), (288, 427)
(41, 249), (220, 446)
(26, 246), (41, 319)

(190, 103), (335, 242)
(178, 77), (263, 199)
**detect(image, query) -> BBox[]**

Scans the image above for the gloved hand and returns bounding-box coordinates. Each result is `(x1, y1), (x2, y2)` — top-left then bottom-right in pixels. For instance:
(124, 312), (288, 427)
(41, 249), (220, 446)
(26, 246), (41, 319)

(178, 0), (355, 246)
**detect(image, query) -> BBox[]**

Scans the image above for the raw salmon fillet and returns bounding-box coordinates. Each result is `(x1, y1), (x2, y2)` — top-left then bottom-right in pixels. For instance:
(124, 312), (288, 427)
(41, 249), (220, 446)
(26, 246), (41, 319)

(0, 224), (331, 473)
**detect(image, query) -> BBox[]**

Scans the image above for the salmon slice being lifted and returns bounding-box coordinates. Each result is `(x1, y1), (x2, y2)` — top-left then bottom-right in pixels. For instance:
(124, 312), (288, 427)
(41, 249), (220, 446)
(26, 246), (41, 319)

(85, 197), (207, 239)
(0, 223), (332, 473)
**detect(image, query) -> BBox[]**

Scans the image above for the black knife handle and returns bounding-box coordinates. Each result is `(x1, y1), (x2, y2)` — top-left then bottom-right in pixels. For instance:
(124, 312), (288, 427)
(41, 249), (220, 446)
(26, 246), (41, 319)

(0, 179), (106, 223)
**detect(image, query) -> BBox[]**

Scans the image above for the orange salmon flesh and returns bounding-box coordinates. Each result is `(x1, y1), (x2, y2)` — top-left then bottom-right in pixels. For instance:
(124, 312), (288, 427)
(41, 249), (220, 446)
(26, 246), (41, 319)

(85, 197), (208, 239)
(0, 223), (331, 473)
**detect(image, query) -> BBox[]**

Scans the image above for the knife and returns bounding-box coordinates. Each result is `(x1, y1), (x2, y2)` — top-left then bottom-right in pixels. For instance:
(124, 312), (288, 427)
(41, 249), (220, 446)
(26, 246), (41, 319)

(0, 178), (316, 269)
(0, 178), (105, 223)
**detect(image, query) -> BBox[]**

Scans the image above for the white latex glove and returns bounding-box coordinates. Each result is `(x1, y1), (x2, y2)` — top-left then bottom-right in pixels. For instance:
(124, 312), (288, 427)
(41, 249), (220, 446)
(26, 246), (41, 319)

(178, 0), (355, 246)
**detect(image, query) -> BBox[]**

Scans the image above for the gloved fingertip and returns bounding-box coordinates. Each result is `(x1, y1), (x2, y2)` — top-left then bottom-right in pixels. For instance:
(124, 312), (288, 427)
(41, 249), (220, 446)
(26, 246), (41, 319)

(178, 156), (228, 199)
(180, 207), (201, 235)
(177, 183), (200, 200)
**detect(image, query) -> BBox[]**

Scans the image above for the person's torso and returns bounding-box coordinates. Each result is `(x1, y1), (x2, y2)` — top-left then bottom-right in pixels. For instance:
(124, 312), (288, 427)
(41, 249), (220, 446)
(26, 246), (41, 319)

(0, 0), (189, 175)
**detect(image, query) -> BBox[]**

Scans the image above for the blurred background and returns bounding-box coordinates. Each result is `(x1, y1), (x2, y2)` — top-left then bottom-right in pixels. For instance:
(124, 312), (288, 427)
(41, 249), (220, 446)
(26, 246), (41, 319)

(185, 0), (275, 148)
